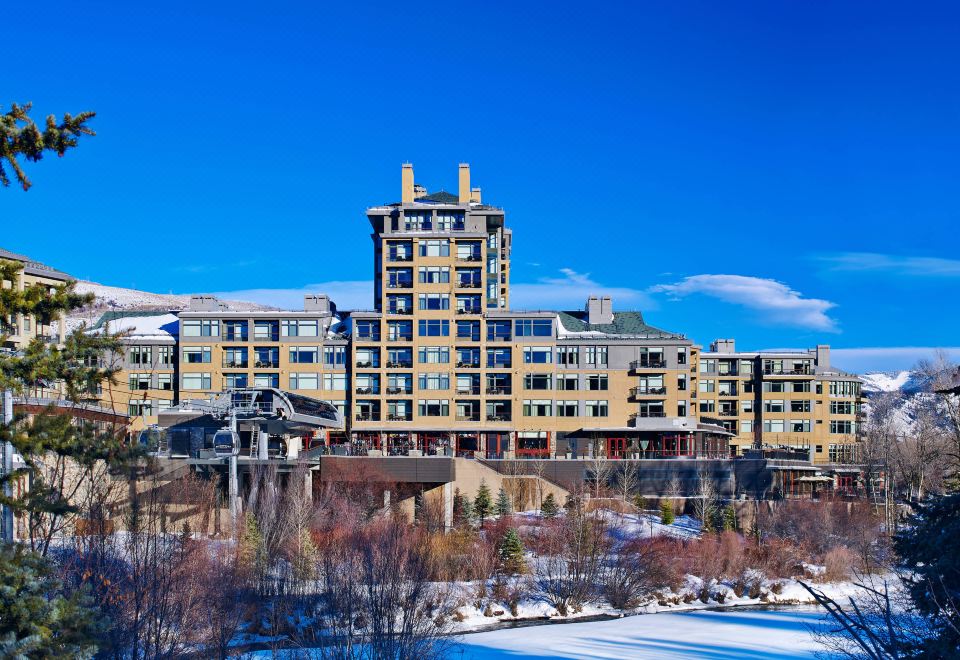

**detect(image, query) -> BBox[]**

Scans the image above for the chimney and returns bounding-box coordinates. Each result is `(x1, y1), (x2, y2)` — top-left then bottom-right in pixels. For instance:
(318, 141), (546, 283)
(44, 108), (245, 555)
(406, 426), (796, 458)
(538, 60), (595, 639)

(458, 163), (471, 203)
(586, 295), (613, 325)
(401, 163), (415, 203)
(304, 294), (333, 314)
(815, 344), (830, 369)
(470, 187), (482, 203)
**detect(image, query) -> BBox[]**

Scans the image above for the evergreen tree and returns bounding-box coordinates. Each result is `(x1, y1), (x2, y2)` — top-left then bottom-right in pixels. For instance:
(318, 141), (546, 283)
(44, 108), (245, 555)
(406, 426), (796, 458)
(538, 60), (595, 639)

(632, 493), (647, 510)
(540, 493), (560, 518)
(659, 499), (675, 525)
(498, 528), (526, 574)
(495, 486), (511, 518)
(894, 493), (960, 656)
(1, 102), (96, 190)
(723, 504), (737, 532)
(473, 480), (492, 526)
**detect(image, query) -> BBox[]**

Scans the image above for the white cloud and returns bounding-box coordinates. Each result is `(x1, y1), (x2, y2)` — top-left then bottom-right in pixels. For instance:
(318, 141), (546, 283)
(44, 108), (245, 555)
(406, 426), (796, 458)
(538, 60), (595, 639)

(510, 269), (655, 311)
(212, 281), (374, 311)
(651, 274), (839, 332)
(827, 347), (960, 374)
(817, 252), (960, 277)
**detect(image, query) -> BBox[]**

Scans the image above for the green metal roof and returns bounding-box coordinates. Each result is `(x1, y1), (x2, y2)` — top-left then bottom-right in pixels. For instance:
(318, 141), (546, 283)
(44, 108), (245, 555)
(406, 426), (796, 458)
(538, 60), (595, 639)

(556, 310), (684, 339)
(414, 191), (460, 204)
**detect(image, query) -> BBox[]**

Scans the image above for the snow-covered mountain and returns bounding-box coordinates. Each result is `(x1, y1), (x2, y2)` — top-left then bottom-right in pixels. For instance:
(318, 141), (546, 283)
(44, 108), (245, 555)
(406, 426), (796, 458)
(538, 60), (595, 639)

(859, 369), (943, 436)
(66, 281), (273, 329)
(860, 370), (929, 396)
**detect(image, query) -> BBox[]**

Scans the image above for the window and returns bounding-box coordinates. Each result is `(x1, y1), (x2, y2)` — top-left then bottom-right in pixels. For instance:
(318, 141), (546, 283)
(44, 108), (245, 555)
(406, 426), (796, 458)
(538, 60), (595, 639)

(289, 373), (319, 390)
(128, 373), (151, 390)
(355, 348), (380, 368)
(355, 320), (380, 341)
(387, 321), (413, 341)
(157, 373), (172, 390)
(418, 399), (449, 417)
(557, 346), (579, 366)
(182, 373), (211, 390)
(830, 401), (854, 415)
(585, 400), (608, 417)
(741, 400), (754, 413)
(418, 293), (450, 310)
(790, 419), (811, 433)
(677, 374), (687, 391)
(790, 399), (812, 413)
(418, 372), (450, 390)
(418, 319), (450, 337)
(281, 319), (318, 337)
(699, 379), (716, 393)
(457, 347), (480, 367)
(324, 346), (346, 367)
(829, 381), (860, 398)
(557, 374), (579, 391)
(128, 400), (154, 417)
(523, 346), (552, 364)
(586, 374), (608, 391)
(456, 294), (482, 313)
(456, 267), (482, 287)
(437, 211), (464, 230)
(699, 400), (715, 413)
(456, 320), (480, 341)
(254, 320), (279, 341)
(524, 373), (553, 390)
(182, 346), (211, 364)
(387, 294), (413, 313)
(515, 319), (553, 337)
(323, 373), (347, 391)
(487, 320), (511, 341)
(456, 241), (481, 260)
(387, 268), (413, 288)
(829, 444), (859, 463)
(522, 400), (552, 417)
(223, 320), (247, 341)
(419, 239), (450, 257)
(740, 360), (754, 376)
(763, 420), (785, 433)
(677, 347), (687, 365)
(699, 358), (717, 374)
(764, 400), (785, 413)
(418, 266), (450, 284)
(404, 211), (432, 231)
(830, 420), (855, 434)
(486, 348), (512, 368)
(741, 420), (753, 433)
(129, 346), (152, 365)
(225, 372), (248, 388)
(791, 381), (812, 393)
(763, 381), (786, 393)
(556, 401), (579, 417)
(181, 319), (219, 337)
(290, 346), (319, 364)
(387, 241), (413, 261)
(254, 373), (279, 388)
(678, 401), (688, 417)
(158, 346), (173, 365)
(254, 346), (279, 368)
(418, 346), (450, 364)
(223, 346), (248, 368)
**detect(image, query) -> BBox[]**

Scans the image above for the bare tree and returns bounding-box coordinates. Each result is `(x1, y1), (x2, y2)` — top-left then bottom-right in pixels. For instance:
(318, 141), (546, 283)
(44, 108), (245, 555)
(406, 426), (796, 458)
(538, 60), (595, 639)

(587, 453), (613, 500)
(692, 468), (718, 529)
(533, 507), (609, 615)
(613, 461), (639, 504)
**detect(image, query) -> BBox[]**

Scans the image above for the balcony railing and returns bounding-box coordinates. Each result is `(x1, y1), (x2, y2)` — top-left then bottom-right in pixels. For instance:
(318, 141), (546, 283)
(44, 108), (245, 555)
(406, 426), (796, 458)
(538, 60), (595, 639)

(630, 386), (667, 397)
(385, 386), (413, 395)
(387, 335), (413, 342)
(355, 360), (379, 368)
(457, 281), (482, 289)
(386, 414), (412, 422)
(388, 254), (413, 262)
(355, 413), (380, 422)
(386, 361), (413, 369)
(387, 282), (413, 289)
(456, 414), (481, 422)
(631, 411), (666, 419)
(485, 386), (511, 395)
(456, 387), (481, 395)
(456, 334), (481, 342)
(719, 410), (738, 417)
(355, 387), (380, 395)
(486, 414), (511, 422)
(487, 361), (512, 369)
(222, 359), (249, 368)
(458, 254), (483, 262)
(486, 334), (512, 342)
(355, 334), (381, 342)
(457, 360), (481, 368)
(631, 359), (666, 370)
(254, 360), (280, 369)
(456, 307), (481, 315)
(764, 366), (813, 375)
(223, 332), (248, 342)
(253, 332), (280, 342)
(719, 389), (739, 397)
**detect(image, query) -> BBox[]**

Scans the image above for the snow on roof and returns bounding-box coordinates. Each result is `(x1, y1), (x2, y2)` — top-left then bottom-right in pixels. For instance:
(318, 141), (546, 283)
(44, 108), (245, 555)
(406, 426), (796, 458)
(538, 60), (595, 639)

(104, 313), (179, 340)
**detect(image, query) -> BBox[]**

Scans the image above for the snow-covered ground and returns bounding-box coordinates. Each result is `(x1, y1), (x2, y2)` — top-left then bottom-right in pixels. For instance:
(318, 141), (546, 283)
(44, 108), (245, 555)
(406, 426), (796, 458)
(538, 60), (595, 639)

(457, 605), (828, 659)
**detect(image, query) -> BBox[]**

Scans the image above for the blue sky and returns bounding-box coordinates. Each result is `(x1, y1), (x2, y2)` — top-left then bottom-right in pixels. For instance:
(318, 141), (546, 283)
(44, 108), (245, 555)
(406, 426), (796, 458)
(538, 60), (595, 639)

(3, 1), (959, 372)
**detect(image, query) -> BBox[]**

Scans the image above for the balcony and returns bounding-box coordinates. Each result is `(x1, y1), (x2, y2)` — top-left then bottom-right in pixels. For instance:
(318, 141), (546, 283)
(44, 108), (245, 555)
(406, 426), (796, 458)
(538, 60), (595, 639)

(485, 386), (511, 395)
(222, 359), (249, 368)
(387, 414), (412, 422)
(457, 360), (481, 368)
(387, 335), (413, 342)
(719, 410), (738, 417)
(355, 413), (381, 422)
(456, 307), (481, 315)
(386, 360), (413, 369)
(455, 334), (481, 343)
(385, 386), (413, 395)
(487, 361), (512, 369)
(355, 334), (381, 342)
(253, 332), (280, 342)
(487, 334), (512, 342)
(456, 387), (481, 395)
(457, 281), (482, 289)
(223, 332), (248, 342)
(387, 308), (413, 315)
(355, 387), (380, 395)
(486, 414), (511, 422)
(630, 386), (667, 397)
(630, 359), (666, 370)
(254, 360), (280, 369)
(388, 254), (413, 262)
(631, 411), (666, 419)
(458, 254), (483, 262)
(718, 389), (739, 397)
(355, 360), (379, 368)
(456, 414), (481, 422)
(764, 366), (813, 375)
(387, 282), (413, 289)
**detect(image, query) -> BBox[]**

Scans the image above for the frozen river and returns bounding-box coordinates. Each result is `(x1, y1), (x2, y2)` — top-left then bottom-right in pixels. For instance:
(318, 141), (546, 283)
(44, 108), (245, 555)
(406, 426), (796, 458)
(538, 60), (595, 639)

(456, 606), (828, 659)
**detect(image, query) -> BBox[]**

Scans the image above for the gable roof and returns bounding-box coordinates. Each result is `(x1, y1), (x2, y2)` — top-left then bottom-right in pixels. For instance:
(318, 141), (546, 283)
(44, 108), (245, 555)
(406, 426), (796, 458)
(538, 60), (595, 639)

(414, 190), (459, 204)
